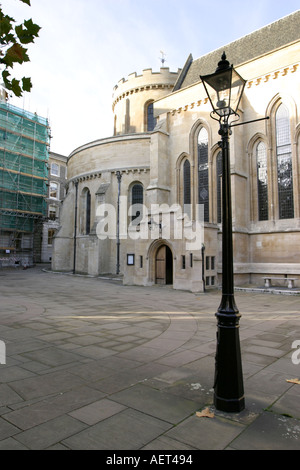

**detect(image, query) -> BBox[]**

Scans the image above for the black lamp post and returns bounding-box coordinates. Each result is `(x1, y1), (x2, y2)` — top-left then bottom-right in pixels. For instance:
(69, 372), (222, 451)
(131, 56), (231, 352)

(201, 53), (246, 412)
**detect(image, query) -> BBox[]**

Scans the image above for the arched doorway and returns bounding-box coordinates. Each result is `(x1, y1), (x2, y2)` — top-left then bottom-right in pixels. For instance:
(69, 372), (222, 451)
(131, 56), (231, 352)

(155, 245), (173, 285)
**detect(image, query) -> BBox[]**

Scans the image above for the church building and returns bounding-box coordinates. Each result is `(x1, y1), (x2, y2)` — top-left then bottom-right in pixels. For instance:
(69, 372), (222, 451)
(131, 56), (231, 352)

(52, 11), (300, 292)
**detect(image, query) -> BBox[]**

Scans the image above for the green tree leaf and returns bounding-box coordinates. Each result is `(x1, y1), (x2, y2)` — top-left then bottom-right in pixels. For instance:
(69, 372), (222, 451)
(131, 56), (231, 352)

(10, 78), (23, 97)
(15, 19), (41, 44)
(0, 1), (40, 97)
(22, 76), (32, 92)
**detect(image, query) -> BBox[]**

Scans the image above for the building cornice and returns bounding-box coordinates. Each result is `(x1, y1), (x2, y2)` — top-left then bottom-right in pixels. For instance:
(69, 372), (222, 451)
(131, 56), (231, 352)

(160, 61), (299, 117)
(69, 166), (150, 184)
(112, 83), (175, 111)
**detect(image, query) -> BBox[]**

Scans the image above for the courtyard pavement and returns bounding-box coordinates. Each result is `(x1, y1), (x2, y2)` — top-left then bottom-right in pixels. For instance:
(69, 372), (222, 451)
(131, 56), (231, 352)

(0, 264), (300, 452)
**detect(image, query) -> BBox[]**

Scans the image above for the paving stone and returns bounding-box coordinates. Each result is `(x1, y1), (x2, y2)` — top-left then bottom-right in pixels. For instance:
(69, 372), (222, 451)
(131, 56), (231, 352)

(9, 370), (85, 400)
(0, 438), (29, 450)
(165, 414), (246, 450)
(0, 384), (22, 406)
(142, 435), (196, 450)
(0, 365), (36, 382)
(69, 398), (127, 425)
(109, 383), (199, 424)
(62, 409), (171, 450)
(3, 386), (104, 430)
(270, 385), (300, 420)
(14, 415), (88, 450)
(20, 347), (85, 368)
(230, 412), (300, 450)
(0, 417), (20, 440)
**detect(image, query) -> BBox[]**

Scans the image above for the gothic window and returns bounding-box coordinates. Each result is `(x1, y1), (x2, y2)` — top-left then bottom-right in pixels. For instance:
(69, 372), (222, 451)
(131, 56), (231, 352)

(256, 142), (268, 221)
(131, 183), (143, 223)
(276, 104), (294, 219)
(198, 127), (209, 222)
(216, 151), (222, 223)
(146, 102), (156, 131)
(85, 189), (91, 234)
(183, 159), (191, 206)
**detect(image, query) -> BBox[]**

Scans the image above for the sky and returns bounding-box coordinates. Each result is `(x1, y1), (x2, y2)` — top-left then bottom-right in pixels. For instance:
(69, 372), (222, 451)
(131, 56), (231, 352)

(1, 0), (299, 156)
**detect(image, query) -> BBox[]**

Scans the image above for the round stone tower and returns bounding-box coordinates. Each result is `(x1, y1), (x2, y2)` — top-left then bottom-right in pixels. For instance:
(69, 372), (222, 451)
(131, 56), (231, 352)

(112, 67), (181, 135)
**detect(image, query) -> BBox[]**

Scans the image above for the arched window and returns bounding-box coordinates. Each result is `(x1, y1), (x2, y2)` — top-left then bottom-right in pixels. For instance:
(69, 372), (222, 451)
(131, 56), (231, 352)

(85, 189), (91, 234)
(131, 183), (143, 224)
(276, 104), (294, 219)
(146, 102), (156, 131)
(256, 142), (268, 221)
(198, 127), (209, 222)
(183, 159), (191, 206)
(216, 151), (222, 223)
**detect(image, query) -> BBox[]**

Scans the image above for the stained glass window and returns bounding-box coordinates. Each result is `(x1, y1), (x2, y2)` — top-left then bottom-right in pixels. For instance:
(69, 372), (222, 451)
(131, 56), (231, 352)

(216, 151), (222, 223)
(147, 102), (156, 131)
(276, 104), (294, 219)
(131, 184), (143, 223)
(86, 190), (91, 234)
(256, 142), (268, 221)
(183, 159), (191, 206)
(198, 128), (209, 222)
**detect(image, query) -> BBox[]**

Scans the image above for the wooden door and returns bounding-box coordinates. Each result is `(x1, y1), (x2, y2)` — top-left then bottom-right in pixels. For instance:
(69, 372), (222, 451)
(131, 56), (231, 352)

(156, 245), (166, 284)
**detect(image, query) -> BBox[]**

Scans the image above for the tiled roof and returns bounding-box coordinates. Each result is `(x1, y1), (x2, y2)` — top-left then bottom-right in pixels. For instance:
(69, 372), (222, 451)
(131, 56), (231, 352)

(174, 10), (300, 90)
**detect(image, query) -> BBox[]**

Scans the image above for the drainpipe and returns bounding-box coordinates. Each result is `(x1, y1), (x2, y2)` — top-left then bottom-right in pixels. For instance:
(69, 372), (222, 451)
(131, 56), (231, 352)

(116, 171), (122, 275)
(73, 181), (78, 274)
(201, 243), (206, 292)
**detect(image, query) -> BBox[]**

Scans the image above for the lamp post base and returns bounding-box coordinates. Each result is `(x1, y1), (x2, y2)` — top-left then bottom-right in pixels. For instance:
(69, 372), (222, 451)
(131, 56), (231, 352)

(214, 394), (245, 413)
(214, 310), (245, 413)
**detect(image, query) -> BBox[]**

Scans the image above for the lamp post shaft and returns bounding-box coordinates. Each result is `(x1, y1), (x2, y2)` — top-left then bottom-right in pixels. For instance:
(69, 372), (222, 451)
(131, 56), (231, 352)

(214, 124), (245, 412)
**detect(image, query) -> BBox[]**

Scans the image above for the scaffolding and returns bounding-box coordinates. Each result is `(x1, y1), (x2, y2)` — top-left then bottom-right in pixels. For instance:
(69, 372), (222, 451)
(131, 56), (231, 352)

(0, 100), (50, 267)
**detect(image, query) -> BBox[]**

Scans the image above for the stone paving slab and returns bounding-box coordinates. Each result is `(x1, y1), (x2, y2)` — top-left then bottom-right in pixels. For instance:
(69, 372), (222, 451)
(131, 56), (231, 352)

(0, 265), (300, 451)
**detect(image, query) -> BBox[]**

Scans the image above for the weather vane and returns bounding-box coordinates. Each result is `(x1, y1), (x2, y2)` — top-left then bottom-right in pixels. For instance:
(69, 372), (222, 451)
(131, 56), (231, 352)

(159, 51), (166, 66)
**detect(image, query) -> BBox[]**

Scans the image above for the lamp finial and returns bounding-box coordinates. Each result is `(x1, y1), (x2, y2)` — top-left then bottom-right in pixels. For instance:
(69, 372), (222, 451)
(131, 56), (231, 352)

(216, 52), (230, 72)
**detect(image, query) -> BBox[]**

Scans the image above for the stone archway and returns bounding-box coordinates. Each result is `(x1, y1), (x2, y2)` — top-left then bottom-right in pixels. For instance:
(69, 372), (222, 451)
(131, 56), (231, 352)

(147, 240), (175, 286)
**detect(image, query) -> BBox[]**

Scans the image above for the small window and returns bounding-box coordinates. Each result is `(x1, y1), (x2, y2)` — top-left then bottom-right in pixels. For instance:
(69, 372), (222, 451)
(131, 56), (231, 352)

(206, 256), (209, 270)
(147, 102), (156, 131)
(50, 182), (58, 199)
(131, 184), (143, 224)
(211, 256), (215, 270)
(49, 205), (57, 220)
(51, 163), (59, 176)
(48, 229), (56, 245)
(182, 255), (186, 269)
(140, 255), (143, 268)
(86, 190), (91, 235)
(190, 253), (193, 268)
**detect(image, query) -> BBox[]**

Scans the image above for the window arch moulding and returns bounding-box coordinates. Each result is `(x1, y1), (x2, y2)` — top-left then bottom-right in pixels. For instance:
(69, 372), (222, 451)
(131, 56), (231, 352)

(266, 95), (297, 220)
